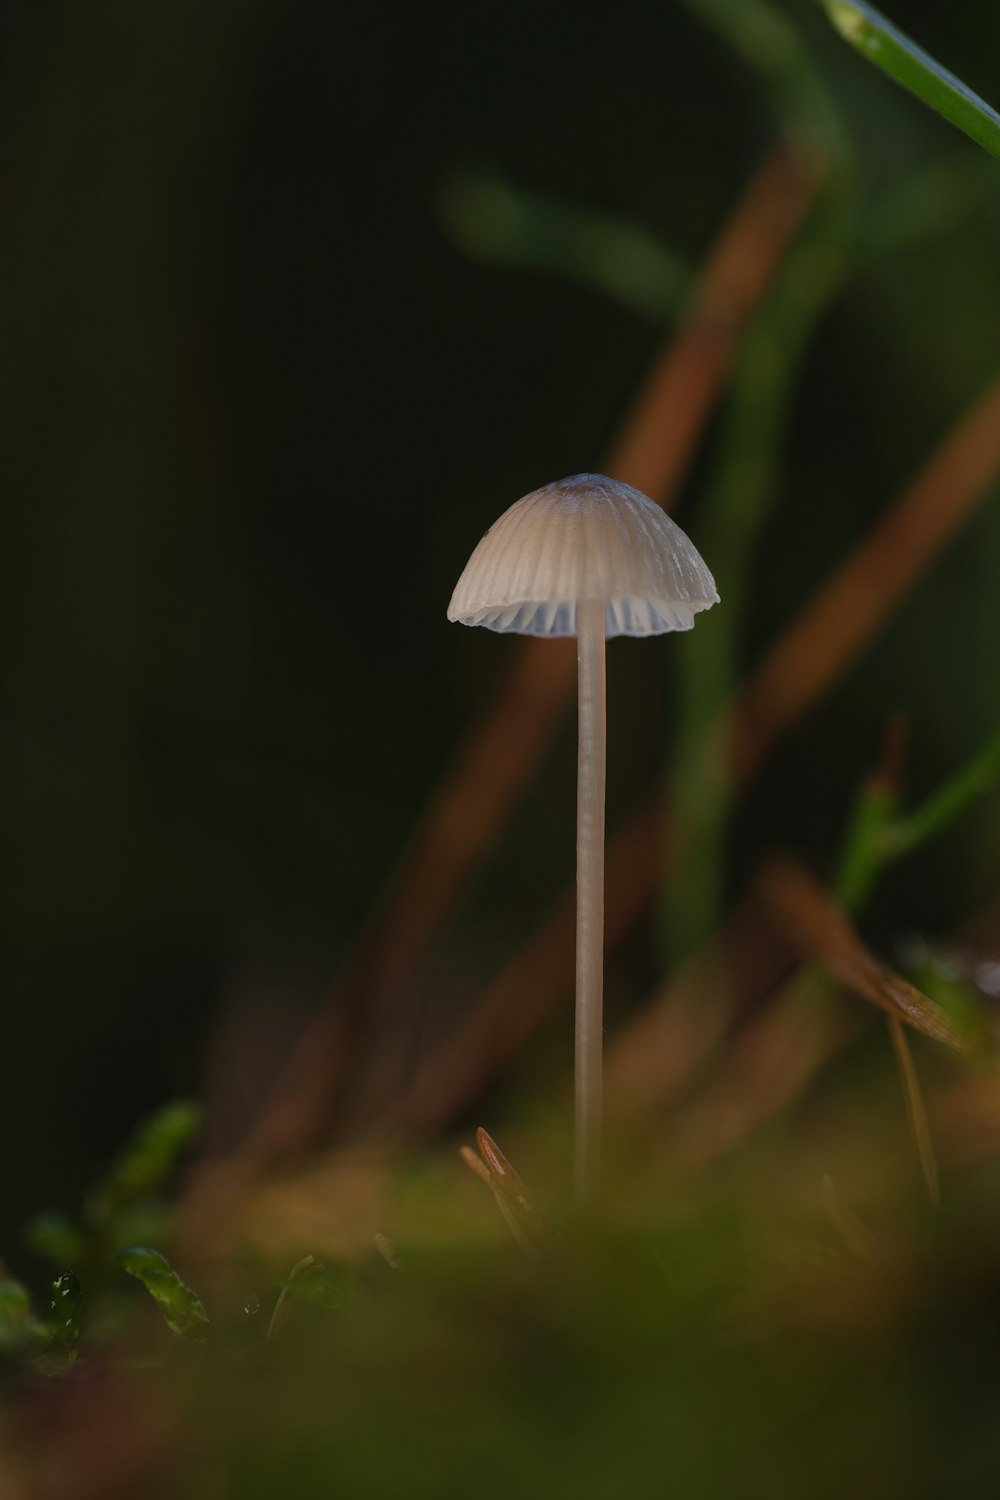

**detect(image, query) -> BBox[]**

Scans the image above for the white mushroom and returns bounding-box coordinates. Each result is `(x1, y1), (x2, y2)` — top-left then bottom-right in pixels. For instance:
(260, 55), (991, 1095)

(448, 473), (718, 1205)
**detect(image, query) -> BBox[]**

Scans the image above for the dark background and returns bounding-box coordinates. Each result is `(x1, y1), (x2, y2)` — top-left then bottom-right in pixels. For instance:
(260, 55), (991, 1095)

(3, 0), (1000, 1265)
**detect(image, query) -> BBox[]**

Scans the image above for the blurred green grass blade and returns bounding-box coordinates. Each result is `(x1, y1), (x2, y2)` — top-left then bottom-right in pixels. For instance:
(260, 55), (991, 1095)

(822, 0), (1000, 161)
(859, 151), (1000, 258)
(664, 188), (850, 956)
(439, 172), (691, 320)
(118, 1247), (210, 1341)
(835, 773), (898, 914)
(87, 1100), (201, 1225)
(882, 724), (1000, 859)
(684, 0), (849, 156)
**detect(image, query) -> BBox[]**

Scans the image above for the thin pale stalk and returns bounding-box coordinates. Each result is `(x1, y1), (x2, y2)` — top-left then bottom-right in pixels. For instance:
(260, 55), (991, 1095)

(575, 599), (607, 1207)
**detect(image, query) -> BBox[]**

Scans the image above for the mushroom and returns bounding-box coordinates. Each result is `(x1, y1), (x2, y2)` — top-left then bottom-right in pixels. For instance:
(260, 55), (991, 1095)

(448, 473), (718, 1204)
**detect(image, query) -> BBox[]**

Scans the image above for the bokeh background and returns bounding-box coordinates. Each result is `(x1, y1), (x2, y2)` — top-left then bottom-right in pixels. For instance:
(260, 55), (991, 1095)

(4, 0), (1000, 1271)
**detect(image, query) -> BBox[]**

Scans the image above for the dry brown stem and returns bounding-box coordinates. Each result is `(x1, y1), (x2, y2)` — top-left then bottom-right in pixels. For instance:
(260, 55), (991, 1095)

(757, 857), (969, 1052)
(732, 372), (1000, 781)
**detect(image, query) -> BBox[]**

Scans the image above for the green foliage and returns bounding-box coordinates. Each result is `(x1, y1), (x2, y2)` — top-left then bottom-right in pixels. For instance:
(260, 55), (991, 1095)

(86, 1100), (201, 1227)
(821, 0), (1000, 160)
(666, 183), (852, 955)
(858, 151), (1000, 258)
(23, 1213), (87, 1267)
(0, 1274), (46, 1359)
(277, 1264), (363, 1318)
(117, 1247), (210, 1342)
(25, 1100), (201, 1268)
(0, 1270), (83, 1369)
(45, 1273), (82, 1362)
(682, 0), (846, 150)
(7, 1186), (998, 1498)
(832, 723), (1000, 920)
(881, 724), (1000, 859)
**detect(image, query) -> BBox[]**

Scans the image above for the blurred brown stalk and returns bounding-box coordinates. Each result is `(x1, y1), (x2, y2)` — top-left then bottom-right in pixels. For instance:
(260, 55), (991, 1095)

(732, 371), (1000, 779)
(758, 857), (969, 1053)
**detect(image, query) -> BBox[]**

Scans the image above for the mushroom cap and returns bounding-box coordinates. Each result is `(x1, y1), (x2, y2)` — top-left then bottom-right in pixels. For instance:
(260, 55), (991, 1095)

(447, 473), (719, 637)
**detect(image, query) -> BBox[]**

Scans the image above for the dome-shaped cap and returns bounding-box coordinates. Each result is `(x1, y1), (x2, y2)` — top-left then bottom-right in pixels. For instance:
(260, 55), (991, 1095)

(447, 473), (719, 638)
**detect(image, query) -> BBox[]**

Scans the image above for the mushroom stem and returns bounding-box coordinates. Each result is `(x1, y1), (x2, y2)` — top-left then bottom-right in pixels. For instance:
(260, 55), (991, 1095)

(574, 597), (607, 1207)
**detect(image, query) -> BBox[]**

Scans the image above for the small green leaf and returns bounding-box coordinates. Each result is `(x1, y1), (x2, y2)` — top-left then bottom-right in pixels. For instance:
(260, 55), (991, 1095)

(821, 0), (1000, 161)
(0, 1277), (46, 1357)
(46, 1273), (82, 1360)
(87, 1101), (201, 1226)
(22, 1212), (87, 1266)
(117, 1247), (210, 1341)
(279, 1264), (362, 1318)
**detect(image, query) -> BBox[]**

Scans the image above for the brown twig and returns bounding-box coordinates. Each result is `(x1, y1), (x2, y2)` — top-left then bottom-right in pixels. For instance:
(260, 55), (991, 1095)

(461, 1127), (551, 1255)
(731, 372), (1000, 781)
(604, 143), (819, 502)
(666, 969), (859, 1176)
(757, 857), (969, 1053)
(604, 892), (792, 1120)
